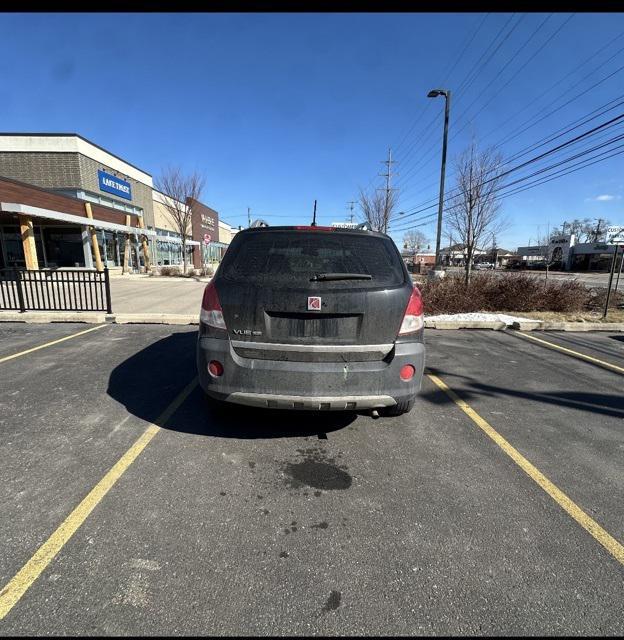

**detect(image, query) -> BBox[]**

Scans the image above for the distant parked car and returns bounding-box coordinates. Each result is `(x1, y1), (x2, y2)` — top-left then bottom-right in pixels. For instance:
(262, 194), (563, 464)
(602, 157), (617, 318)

(527, 260), (548, 270)
(474, 262), (495, 270)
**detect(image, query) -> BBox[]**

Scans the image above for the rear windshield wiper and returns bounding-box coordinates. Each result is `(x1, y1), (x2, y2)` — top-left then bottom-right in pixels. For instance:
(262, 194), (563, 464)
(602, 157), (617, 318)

(310, 272), (373, 281)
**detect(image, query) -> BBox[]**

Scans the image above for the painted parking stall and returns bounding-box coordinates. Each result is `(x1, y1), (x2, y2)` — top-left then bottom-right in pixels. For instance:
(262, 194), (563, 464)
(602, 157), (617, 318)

(0, 325), (623, 634)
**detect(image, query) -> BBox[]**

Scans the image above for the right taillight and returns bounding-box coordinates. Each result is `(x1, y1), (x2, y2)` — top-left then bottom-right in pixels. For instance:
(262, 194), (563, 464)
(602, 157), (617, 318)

(398, 285), (424, 335)
(200, 280), (227, 330)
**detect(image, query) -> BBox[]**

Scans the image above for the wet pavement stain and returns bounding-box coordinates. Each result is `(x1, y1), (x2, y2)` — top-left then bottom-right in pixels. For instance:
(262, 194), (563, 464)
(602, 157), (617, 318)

(279, 551), (289, 558)
(322, 590), (341, 612)
(281, 446), (352, 491)
(285, 460), (352, 491)
(311, 521), (329, 529)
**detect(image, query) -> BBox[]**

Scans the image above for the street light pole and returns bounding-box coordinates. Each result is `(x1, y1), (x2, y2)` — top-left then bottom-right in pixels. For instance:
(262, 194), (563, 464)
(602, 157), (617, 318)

(428, 89), (451, 274)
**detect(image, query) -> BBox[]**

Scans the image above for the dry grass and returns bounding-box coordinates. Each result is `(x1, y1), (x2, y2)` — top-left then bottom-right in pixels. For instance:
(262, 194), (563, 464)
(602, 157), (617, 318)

(416, 272), (623, 317)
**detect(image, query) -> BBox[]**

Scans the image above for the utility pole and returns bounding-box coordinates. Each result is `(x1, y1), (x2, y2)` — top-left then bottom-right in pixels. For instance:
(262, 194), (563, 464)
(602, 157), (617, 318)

(247, 207), (252, 228)
(545, 220), (550, 281)
(428, 89), (451, 274)
(603, 244), (620, 320)
(346, 201), (356, 224)
(377, 147), (397, 234)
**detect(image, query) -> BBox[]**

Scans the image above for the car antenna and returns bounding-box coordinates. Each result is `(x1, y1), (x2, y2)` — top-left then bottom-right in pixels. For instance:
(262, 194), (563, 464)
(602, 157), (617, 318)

(311, 199), (317, 227)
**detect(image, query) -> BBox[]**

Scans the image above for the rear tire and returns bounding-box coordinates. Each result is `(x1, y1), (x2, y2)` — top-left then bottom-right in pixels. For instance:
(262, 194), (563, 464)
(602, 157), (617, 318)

(381, 396), (416, 417)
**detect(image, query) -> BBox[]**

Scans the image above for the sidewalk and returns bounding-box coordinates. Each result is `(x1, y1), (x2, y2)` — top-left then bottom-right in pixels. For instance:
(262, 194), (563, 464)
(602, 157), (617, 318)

(109, 277), (208, 314)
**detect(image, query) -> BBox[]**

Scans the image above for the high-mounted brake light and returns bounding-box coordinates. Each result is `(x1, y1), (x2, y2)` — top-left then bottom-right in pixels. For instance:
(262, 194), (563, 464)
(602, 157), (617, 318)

(294, 226), (335, 231)
(200, 281), (227, 330)
(398, 286), (424, 335)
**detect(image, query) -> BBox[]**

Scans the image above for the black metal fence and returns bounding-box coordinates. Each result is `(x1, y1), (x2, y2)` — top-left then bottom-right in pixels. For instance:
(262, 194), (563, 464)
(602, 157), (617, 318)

(0, 268), (112, 313)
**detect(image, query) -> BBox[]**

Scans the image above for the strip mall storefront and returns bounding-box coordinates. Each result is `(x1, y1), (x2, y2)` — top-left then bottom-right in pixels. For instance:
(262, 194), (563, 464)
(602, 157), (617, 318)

(0, 176), (153, 271)
(0, 133), (235, 271)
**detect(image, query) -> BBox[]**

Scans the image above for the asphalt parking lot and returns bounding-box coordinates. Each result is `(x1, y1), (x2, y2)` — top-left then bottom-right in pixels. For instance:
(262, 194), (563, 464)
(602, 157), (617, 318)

(0, 323), (623, 635)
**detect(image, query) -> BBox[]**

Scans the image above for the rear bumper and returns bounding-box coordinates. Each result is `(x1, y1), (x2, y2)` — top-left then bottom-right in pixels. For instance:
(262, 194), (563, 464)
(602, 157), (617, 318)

(197, 336), (425, 411)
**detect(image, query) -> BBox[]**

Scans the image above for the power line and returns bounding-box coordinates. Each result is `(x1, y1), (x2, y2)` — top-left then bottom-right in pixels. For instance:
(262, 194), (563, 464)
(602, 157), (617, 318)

(397, 85), (624, 216)
(393, 14), (518, 172)
(377, 147), (398, 233)
(390, 143), (624, 238)
(451, 14), (572, 142)
(389, 112), (624, 232)
(395, 14), (573, 193)
(391, 13), (490, 160)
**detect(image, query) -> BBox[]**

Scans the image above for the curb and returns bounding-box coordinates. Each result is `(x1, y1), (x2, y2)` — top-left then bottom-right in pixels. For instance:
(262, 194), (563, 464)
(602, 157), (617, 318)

(0, 312), (198, 325)
(424, 319), (624, 332)
(115, 313), (198, 325)
(1, 312), (622, 332)
(0, 311), (109, 324)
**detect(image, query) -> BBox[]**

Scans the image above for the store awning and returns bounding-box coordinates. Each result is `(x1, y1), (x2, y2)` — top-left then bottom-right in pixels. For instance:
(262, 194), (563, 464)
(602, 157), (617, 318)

(0, 202), (157, 237)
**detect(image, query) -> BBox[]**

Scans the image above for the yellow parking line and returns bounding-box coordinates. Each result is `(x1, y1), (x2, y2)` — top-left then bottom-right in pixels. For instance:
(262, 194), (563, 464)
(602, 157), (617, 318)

(0, 377), (198, 621)
(426, 372), (624, 567)
(510, 331), (624, 375)
(0, 324), (108, 364)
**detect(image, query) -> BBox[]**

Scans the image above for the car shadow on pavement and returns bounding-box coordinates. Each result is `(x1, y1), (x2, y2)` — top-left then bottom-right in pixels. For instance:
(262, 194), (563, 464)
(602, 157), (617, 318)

(421, 366), (624, 419)
(107, 329), (356, 439)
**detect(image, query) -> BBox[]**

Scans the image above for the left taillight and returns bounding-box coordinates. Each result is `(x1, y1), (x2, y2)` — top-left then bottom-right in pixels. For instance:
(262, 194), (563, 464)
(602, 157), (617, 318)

(200, 280), (227, 330)
(398, 285), (424, 335)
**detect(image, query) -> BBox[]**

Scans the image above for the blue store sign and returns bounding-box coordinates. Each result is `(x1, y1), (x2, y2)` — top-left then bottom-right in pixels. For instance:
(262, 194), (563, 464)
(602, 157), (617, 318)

(98, 170), (132, 201)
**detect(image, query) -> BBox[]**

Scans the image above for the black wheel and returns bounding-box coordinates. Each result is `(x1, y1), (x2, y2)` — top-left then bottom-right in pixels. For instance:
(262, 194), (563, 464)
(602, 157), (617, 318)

(381, 396), (416, 417)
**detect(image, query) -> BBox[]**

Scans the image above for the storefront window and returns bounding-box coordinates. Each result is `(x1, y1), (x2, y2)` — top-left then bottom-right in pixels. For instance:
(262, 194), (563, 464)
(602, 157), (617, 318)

(43, 227), (84, 267)
(0, 226), (26, 268)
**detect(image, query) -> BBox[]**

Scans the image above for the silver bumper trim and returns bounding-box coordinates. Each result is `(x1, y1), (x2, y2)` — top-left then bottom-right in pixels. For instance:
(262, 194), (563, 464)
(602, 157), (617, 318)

(225, 392), (397, 411)
(230, 340), (394, 356)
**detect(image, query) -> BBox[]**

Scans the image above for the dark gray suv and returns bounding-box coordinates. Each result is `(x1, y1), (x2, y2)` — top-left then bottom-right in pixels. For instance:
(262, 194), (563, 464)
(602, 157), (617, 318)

(196, 226), (425, 416)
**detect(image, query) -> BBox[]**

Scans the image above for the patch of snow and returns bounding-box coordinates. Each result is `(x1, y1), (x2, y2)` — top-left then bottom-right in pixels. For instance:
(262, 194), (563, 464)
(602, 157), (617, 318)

(425, 312), (535, 325)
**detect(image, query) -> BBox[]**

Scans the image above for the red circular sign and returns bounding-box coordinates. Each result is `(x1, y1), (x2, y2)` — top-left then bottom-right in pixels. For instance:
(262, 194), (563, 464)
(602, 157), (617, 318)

(203, 233), (212, 245)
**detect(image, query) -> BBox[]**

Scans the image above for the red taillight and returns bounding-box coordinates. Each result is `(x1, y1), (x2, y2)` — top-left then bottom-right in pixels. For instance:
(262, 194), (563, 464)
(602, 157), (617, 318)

(400, 365), (415, 381)
(200, 281), (227, 330)
(398, 286), (424, 335)
(208, 360), (224, 377)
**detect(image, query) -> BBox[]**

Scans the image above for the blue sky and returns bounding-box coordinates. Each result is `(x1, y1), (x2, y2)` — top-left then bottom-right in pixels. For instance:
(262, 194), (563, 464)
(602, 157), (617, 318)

(1, 12), (623, 251)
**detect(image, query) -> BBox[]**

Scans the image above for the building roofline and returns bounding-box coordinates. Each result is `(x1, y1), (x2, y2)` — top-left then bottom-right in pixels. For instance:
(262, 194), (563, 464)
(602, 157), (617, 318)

(0, 132), (152, 178)
(0, 173), (139, 219)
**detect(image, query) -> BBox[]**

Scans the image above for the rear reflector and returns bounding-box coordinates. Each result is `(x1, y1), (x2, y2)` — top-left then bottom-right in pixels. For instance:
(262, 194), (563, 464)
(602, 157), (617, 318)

(398, 286), (424, 335)
(200, 281), (227, 330)
(208, 360), (224, 377)
(400, 364), (415, 381)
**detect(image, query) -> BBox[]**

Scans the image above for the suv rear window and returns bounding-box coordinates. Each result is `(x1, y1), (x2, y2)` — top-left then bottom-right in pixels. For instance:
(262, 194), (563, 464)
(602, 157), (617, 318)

(219, 231), (405, 287)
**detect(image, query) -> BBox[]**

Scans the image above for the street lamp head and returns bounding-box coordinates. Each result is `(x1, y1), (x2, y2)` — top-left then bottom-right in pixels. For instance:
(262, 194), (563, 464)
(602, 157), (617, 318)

(427, 89), (446, 98)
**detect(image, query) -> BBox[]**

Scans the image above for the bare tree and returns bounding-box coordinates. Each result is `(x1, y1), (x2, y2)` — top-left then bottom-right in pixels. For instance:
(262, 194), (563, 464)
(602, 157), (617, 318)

(551, 217), (611, 242)
(445, 141), (509, 284)
(358, 187), (396, 233)
(403, 230), (428, 253)
(154, 167), (205, 274)
(586, 217), (611, 242)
